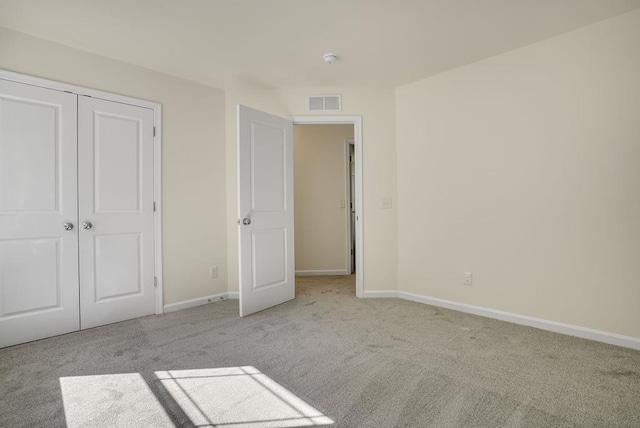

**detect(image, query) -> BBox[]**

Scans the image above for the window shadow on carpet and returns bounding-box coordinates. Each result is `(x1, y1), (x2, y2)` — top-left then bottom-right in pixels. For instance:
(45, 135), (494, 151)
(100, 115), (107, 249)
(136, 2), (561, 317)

(59, 366), (334, 427)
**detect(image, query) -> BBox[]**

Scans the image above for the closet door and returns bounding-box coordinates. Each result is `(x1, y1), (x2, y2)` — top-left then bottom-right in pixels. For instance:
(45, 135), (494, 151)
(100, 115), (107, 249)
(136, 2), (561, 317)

(78, 97), (155, 329)
(0, 79), (79, 348)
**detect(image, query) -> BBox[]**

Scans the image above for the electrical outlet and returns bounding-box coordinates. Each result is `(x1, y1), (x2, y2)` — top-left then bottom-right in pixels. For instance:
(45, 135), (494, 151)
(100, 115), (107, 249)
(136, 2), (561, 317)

(464, 272), (472, 286)
(339, 199), (346, 208)
(380, 197), (392, 209)
(210, 266), (218, 279)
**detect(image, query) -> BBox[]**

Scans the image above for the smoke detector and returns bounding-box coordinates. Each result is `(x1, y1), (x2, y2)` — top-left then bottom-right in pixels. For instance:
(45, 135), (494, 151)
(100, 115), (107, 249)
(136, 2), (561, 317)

(323, 53), (339, 64)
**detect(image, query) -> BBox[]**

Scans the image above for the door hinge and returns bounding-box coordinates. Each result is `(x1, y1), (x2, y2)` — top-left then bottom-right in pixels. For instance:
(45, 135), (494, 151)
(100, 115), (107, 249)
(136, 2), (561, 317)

(153, 201), (156, 212)
(153, 126), (156, 137)
(154, 277), (158, 287)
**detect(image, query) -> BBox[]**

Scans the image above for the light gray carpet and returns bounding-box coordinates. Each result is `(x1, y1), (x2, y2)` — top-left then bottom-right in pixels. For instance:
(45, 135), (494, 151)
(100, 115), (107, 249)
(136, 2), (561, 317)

(1, 275), (640, 427)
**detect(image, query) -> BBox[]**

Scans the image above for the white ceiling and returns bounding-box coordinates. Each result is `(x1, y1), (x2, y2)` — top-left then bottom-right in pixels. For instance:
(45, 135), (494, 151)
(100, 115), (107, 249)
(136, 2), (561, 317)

(1, 0), (639, 89)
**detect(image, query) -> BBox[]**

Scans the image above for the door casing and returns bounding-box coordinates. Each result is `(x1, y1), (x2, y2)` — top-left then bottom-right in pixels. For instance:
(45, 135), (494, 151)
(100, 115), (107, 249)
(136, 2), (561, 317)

(0, 68), (164, 314)
(292, 116), (363, 298)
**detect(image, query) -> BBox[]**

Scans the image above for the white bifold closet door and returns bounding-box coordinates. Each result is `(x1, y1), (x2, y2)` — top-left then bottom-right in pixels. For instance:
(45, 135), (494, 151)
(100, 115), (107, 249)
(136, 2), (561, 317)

(0, 79), (80, 347)
(0, 79), (156, 348)
(78, 96), (155, 330)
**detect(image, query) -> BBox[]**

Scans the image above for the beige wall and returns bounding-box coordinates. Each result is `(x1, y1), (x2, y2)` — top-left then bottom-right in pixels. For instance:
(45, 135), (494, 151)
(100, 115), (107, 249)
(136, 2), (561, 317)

(0, 27), (228, 305)
(395, 10), (640, 338)
(293, 124), (353, 272)
(225, 87), (397, 292)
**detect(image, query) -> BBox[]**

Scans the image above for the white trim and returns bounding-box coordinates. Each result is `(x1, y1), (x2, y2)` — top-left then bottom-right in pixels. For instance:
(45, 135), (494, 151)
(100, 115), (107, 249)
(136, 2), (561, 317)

(227, 292), (239, 300)
(397, 291), (640, 351)
(0, 69), (160, 110)
(152, 106), (163, 315)
(163, 292), (233, 313)
(363, 290), (398, 298)
(292, 116), (364, 298)
(0, 68), (164, 315)
(295, 270), (350, 276)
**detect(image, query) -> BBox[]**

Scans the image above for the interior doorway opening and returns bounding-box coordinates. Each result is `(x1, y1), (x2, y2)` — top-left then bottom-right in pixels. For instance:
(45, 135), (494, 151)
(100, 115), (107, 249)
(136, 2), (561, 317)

(346, 138), (356, 275)
(291, 116), (363, 298)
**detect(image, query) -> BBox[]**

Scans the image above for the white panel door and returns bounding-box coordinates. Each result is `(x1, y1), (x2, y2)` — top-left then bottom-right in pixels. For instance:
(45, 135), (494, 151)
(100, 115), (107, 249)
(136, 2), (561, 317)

(78, 96), (155, 329)
(0, 79), (79, 347)
(238, 105), (295, 316)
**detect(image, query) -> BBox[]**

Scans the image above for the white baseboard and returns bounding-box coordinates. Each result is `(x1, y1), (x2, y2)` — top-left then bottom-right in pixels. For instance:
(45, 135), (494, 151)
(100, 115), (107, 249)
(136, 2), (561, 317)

(295, 269), (349, 276)
(363, 290), (398, 298)
(165, 287), (640, 350)
(396, 291), (640, 351)
(163, 292), (232, 313)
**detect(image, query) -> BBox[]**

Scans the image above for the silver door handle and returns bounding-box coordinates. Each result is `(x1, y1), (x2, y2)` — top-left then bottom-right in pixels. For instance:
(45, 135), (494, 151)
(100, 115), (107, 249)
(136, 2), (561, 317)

(63, 222), (74, 231)
(242, 218), (251, 225)
(83, 221), (93, 230)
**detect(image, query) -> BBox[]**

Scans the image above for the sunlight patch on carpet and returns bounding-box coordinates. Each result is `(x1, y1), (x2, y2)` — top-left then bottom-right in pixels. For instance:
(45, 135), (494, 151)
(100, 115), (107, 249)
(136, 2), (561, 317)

(60, 373), (173, 427)
(155, 366), (334, 427)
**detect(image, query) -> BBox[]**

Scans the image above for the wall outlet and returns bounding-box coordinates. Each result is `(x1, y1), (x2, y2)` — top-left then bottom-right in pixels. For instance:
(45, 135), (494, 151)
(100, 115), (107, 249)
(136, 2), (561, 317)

(380, 197), (392, 209)
(339, 199), (346, 208)
(464, 272), (472, 286)
(210, 266), (218, 279)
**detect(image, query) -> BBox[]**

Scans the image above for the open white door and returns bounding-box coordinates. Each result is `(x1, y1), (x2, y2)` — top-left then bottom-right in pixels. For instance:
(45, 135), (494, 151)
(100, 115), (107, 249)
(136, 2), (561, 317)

(238, 105), (294, 317)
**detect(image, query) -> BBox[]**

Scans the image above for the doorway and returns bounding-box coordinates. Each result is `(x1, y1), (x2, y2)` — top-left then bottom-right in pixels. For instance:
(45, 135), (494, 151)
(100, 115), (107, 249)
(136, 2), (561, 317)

(236, 108), (363, 317)
(346, 138), (356, 274)
(292, 116), (363, 298)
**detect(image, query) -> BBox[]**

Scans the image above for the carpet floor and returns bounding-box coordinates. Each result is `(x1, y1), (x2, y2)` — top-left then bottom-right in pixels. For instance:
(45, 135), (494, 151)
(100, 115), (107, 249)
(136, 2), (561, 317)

(1, 275), (640, 427)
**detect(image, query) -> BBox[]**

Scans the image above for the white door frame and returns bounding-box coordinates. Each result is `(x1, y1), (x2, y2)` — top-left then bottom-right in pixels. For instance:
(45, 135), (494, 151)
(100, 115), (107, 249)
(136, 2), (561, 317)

(0, 68), (164, 314)
(292, 116), (364, 298)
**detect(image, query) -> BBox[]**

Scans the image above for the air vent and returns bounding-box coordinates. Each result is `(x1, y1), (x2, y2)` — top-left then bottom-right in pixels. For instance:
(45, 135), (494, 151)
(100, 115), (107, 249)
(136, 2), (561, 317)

(306, 94), (342, 112)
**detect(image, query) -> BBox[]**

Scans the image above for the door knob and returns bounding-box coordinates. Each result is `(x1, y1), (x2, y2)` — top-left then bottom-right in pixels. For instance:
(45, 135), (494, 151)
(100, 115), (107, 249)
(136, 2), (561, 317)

(242, 218), (251, 225)
(63, 222), (74, 231)
(83, 221), (93, 230)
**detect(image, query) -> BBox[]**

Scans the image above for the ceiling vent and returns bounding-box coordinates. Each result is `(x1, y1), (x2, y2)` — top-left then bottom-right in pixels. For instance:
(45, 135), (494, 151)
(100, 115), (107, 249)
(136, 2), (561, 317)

(307, 94), (342, 112)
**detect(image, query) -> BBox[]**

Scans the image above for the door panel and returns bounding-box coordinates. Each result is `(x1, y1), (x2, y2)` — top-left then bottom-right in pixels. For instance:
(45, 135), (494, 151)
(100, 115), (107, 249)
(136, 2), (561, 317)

(94, 233), (143, 301)
(0, 98), (59, 212)
(0, 79), (79, 348)
(251, 122), (286, 211)
(0, 238), (61, 314)
(238, 105), (294, 317)
(252, 228), (287, 289)
(78, 97), (155, 329)
(94, 113), (142, 212)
